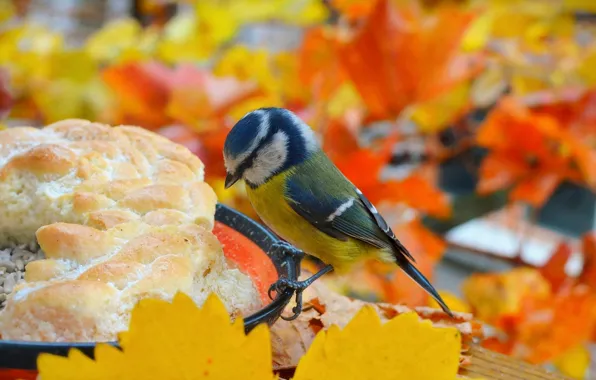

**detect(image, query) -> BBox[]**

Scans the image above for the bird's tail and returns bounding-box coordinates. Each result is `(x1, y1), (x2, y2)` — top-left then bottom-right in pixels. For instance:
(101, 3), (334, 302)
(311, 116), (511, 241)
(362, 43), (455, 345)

(394, 254), (454, 317)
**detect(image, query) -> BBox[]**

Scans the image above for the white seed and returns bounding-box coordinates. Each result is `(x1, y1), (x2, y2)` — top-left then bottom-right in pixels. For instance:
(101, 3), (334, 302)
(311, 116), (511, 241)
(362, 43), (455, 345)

(0, 260), (16, 272)
(4, 273), (17, 293)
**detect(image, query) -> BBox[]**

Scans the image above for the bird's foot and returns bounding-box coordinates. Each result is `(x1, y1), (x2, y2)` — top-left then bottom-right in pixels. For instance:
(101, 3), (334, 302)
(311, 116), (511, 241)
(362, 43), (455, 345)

(269, 264), (334, 321)
(270, 241), (305, 260)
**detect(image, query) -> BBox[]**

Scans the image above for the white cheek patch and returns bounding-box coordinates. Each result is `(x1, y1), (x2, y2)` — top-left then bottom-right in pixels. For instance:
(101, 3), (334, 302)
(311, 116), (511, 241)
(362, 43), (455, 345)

(244, 131), (289, 186)
(225, 110), (270, 174)
(326, 197), (355, 222)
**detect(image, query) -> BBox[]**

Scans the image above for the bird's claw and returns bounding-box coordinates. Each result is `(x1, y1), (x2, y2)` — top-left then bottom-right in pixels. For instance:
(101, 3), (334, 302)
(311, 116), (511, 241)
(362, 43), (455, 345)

(268, 264), (334, 321)
(268, 278), (308, 321)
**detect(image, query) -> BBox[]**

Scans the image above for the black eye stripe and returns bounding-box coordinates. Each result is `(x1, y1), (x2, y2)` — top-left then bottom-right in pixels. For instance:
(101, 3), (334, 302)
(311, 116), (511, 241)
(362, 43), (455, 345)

(236, 126), (278, 176)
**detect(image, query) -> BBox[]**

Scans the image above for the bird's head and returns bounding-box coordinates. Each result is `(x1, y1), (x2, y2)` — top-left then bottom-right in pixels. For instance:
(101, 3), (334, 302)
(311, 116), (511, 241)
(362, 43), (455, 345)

(223, 107), (319, 189)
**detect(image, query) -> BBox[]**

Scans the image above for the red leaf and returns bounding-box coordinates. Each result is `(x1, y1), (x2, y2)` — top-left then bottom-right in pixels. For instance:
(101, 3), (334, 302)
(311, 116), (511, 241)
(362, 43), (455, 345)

(540, 242), (573, 292)
(510, 173), (561, 208)
(579, 233), (596, 290)
(477, 152), (528, 194)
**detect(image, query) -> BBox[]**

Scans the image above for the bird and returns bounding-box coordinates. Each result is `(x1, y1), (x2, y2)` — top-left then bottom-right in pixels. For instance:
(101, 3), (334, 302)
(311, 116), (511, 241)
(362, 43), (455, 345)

(223, 107), (453, 319)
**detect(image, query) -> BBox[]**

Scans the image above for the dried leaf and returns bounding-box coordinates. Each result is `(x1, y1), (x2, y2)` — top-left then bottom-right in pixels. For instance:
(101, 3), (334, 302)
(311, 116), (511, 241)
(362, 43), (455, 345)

(38, 293), (276, 380)
(271, 276), (481, 371)
(292, 308), (461, 380)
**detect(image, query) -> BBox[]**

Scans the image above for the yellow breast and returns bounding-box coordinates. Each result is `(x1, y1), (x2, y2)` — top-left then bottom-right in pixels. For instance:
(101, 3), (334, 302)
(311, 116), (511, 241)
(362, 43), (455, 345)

(244, 173), (376, 272)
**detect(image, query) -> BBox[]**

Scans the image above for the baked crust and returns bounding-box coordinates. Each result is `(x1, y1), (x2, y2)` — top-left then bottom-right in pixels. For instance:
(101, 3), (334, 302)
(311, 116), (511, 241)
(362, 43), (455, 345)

(0, 120), (260, 342)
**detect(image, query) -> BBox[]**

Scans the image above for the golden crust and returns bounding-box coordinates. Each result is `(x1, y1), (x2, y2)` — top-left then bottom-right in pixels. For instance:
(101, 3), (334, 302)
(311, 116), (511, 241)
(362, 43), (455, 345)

(0, 120), (261, 342)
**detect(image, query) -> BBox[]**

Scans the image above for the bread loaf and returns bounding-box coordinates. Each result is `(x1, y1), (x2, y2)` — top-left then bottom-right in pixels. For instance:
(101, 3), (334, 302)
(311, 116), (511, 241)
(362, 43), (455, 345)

(0, 120), (261, 342)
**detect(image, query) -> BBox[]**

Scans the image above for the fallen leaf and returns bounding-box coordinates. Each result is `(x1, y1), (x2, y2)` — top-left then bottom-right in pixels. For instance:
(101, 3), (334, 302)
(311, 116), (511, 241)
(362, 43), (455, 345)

(292, 308), (461, 380)
(38, 293), (276, 380)
(271, 275), (482, 371)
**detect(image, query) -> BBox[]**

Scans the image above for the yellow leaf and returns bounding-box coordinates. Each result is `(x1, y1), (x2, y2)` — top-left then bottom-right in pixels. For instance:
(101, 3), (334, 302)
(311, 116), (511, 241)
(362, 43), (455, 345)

(326, 82), (363, 119)
(217, 0), (328, 25)
(578, 50), (596, 86)
(428, 291), (471, 314)
(412, 82), (470, 133)
(562, 0), (596, 12)
(293, 307), (461, 380)
(85, 18), (144, 63)
(461, 11), (494, 52)
(553, 345), (590, 379)
(214, 46), (275, 91)
(470, 62), (507, 108)
(158, 7), (238, 63)
(0, 0), (15, 23)
(38, 292), (276, 380)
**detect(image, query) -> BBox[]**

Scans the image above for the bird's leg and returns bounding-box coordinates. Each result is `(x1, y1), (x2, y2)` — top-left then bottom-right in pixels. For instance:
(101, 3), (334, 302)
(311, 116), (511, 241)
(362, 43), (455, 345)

(269, 264), (334, 321)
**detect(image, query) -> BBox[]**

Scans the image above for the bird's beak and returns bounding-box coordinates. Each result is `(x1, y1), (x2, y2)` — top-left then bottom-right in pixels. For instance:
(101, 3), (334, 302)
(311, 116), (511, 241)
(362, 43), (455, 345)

(224, 172), (241, 189)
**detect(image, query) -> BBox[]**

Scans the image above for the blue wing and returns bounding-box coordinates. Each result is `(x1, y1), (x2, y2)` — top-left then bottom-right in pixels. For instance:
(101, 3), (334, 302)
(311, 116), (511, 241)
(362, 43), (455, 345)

(285, 173), (414, 262)
(284, 167), (451, 315)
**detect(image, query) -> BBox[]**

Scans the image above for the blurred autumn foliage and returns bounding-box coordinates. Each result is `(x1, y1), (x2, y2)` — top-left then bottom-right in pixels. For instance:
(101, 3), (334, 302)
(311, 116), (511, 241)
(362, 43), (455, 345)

(3, 0), (596, 376)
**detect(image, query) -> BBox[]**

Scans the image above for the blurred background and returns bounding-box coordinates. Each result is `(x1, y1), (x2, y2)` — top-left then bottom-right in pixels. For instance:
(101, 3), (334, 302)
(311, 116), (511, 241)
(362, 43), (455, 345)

(1, 0), (596, 378)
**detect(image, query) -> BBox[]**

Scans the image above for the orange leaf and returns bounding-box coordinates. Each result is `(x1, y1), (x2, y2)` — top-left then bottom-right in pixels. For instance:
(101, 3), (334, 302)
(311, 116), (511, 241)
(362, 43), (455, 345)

(337, 0), (477, 120)
(477, 152), (528, 194)
(579, 233), (596, 290)
(393, 219), (446, 261)
(329, 0), (379, 20)
(376, 175), (451, 219)
(102, 62), (171, 129)
(510, 173), (561, 207)
(298, 28), (345, 102)
(539, 242), (573, 292)
(514, 287), (596, 364)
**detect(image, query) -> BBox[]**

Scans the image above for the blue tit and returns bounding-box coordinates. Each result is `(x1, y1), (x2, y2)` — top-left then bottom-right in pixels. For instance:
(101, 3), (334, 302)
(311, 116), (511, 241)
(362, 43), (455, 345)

(223, 107), (453, 318)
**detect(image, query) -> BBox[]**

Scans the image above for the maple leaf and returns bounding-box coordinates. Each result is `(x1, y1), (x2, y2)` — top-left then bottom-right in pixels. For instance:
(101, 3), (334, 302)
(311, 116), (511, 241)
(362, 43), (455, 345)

(37, 292), (276, 380)
(336, 0), (479, 122)
(539, 242), (573, 293)
(157, 3), (238, 64)
(462, 268), (552, 327)
(292, 307), (461, 380)
(85, 18), (158, 64)
(328, 0), (378, 20)
(476, 96), (596, 207)
(323, 119), (450, 218)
